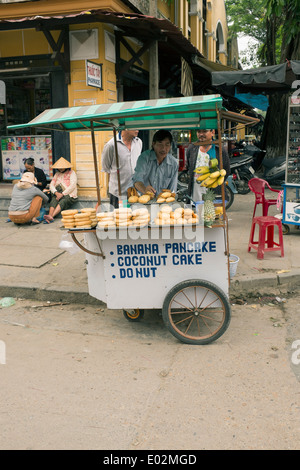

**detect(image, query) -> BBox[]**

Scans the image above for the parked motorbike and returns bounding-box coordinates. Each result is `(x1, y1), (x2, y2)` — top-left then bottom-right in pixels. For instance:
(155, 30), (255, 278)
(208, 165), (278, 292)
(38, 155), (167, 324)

(178, 169), (189, 185)
(224, 175), (237, 210)
(256, 155), (286, 187)
(229, 153), (256, 194)
(230, 142), (265, 171)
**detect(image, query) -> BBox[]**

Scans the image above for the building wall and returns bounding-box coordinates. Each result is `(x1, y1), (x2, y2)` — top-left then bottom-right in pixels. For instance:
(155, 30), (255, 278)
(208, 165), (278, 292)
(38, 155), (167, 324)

(0, 0), (149, 198)
(162, 0), (228, 64)
(67, 22), (149, 198)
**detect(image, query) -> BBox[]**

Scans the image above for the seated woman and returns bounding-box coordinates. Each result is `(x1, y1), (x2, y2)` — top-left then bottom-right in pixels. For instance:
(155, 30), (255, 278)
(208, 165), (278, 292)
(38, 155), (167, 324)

(8, 172), (49, 225)
(43, 157), (78, 224)
(24, 157), (48, 191)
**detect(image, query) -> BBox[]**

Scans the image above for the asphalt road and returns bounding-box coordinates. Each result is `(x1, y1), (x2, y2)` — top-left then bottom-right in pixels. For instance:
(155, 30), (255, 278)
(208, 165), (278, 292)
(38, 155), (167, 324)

(0, 293), (300, 451)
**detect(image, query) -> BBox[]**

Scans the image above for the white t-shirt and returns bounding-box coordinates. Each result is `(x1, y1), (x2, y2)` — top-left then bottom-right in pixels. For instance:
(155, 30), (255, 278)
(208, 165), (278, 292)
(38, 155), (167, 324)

(192, 148), (210, 202)
(101, 134), (143, 197)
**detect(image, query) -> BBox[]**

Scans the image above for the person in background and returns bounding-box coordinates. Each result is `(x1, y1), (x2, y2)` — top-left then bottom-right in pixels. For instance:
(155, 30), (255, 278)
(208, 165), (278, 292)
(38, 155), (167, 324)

(8, 172), (49, 225)
(102, 129), (142, 208)
(185, 128), (230, 202)
(133, 129), (178, 196)
(24, 157), (48, 191)
(43, 157), (77, 223)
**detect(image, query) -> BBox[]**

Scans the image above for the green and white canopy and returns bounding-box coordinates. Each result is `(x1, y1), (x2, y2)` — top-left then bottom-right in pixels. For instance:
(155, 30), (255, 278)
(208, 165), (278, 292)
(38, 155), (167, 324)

(8, 95), (224, 132)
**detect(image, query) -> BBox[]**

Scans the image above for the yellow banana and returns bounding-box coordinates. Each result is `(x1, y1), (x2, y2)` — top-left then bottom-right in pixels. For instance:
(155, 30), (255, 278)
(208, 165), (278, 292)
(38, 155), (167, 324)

(209, 180), (219, 188)
(210, 170), (221, 179)
(200, 176), (212, 187)
(201, 176), (218, 187)
(219, 169), (226, 176)
(197, 172), (210, 181)
(195, 166), (210, 174)
(217, 175), (225, 185)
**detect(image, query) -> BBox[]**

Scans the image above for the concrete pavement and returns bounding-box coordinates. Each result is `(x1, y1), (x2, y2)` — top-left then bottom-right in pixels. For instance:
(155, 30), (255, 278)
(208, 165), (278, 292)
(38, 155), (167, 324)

(0, 190), (300, 305)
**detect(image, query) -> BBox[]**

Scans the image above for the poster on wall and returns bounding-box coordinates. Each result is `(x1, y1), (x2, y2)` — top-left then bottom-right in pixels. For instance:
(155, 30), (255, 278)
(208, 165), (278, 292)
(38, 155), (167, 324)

(1, 135), (52, 180)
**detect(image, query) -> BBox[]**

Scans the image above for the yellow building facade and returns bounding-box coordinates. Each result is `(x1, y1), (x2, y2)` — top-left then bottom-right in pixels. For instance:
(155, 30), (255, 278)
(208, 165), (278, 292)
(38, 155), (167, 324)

(0, 0), (232, 198)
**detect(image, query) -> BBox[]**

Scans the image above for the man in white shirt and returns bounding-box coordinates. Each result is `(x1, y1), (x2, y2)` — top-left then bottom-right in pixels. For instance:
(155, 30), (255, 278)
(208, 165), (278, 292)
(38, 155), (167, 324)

(102, 129), (142, 207)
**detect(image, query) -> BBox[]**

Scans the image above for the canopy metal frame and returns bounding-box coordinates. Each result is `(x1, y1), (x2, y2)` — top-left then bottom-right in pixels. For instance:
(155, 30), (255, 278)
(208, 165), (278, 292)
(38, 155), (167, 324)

(8, 94), (259, 208)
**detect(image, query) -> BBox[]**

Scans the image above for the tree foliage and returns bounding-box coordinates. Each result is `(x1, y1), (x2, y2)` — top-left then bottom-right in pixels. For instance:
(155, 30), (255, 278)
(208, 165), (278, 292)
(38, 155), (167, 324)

(225, 0), (300, 65)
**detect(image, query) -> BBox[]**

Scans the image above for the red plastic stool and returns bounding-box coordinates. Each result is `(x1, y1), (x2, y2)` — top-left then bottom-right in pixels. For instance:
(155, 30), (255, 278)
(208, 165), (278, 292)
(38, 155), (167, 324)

(248, 216), (284, 260)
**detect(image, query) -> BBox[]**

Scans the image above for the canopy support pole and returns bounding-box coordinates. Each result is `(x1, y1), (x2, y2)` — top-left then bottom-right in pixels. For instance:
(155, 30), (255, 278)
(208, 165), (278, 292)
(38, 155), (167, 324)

(217, 107), (226, 218)
(90, 122), (101, 206)
(113, 127), (122, 201)
(217, 108), (230, 284)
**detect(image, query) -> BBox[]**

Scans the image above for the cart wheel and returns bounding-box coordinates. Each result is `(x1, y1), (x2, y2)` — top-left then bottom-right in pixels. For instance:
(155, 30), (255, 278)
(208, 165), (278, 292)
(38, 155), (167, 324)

(162, 280), (231, 345)
(123, 308), (144, 322)
(282, 224), (290, 235)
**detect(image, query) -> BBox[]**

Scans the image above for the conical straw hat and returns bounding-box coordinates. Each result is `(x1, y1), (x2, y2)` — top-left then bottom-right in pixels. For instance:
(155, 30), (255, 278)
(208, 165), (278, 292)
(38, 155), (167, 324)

(52, 157), (72, 169)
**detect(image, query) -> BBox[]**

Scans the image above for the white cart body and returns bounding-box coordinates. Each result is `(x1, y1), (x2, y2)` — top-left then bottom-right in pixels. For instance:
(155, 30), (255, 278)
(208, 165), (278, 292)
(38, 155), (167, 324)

(84, 225), (228, 309)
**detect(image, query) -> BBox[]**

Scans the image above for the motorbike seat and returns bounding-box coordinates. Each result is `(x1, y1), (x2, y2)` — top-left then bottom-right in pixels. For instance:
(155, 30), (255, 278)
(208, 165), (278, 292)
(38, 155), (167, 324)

(248, 178), (281, 218)
(230, 155), (253, 168)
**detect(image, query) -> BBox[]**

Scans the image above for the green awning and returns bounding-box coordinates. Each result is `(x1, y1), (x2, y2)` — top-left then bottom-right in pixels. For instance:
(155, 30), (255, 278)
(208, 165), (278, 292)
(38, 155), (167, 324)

(8, 94), (223, 132)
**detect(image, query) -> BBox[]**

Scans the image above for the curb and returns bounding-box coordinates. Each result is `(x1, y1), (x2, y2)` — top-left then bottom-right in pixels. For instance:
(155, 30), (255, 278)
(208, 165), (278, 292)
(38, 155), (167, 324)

(0, 285), (105, 306)
(230, 269), (300, 296)
(1, 271), (300, 306)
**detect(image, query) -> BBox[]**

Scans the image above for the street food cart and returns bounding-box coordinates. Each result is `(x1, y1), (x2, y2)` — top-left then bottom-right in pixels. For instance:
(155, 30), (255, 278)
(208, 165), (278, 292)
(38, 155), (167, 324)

(9, 95), (258, 345)
(282, 95), (300, 234)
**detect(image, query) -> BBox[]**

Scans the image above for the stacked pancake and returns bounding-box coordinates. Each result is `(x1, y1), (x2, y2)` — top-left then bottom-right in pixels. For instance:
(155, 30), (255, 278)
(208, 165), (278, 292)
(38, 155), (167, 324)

(80, 208), (97, 227)
(96, 211), (116, 228)
(61, 208), (98, 229)
(114, 207), (133, 227)
(131, 208), (150, 227)
(154, 206), (199, 225)
(73, 212), (93, 229)
(61, 209), (78, 228)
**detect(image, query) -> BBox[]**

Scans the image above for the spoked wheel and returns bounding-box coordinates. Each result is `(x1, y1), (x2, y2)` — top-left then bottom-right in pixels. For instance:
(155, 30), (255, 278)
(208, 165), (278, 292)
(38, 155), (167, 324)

(123, 308), (144, 322)
(162, 280), (231, 345)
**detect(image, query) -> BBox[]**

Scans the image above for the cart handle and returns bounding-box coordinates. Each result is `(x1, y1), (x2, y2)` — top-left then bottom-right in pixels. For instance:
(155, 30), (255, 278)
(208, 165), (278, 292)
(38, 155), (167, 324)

(68, 230), (105, 258)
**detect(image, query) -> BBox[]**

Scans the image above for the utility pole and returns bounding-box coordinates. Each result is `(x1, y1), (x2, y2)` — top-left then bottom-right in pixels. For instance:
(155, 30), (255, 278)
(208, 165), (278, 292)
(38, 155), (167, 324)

(148, 1), (159, 144)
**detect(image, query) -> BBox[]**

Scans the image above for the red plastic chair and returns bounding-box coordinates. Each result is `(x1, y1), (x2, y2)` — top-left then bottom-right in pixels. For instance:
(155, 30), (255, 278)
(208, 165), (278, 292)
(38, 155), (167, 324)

(248, 216), (284, 259)
(248, 178), (281, 218)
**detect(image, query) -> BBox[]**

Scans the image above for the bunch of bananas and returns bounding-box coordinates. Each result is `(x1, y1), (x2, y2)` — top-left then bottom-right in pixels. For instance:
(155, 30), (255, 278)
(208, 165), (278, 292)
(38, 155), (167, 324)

(194, 161), (226, 189)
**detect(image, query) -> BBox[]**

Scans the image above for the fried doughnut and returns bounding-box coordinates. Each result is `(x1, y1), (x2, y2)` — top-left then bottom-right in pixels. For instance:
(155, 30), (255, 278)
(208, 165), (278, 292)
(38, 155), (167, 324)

(176, 217), (187, 224)
(160, 191), (172, 198)
(128, 196), (139, 203)
(81, 208), (96, 214)
(138, 194), (151, 204)
(114, 207), (132, 214)
(61, 209), (78, 216)
(97, 220), (116, 227)
(160, 205), (172, 213)
(183, 208), (194, 218)
(132, 208), (149, 217)
(75, 222), (91, 226)
(74, 214), (90, 218)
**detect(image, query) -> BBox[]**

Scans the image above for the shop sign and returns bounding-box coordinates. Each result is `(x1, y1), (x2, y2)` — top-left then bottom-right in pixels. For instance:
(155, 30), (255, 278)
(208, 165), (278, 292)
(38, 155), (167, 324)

(86, 60), (102, 89)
